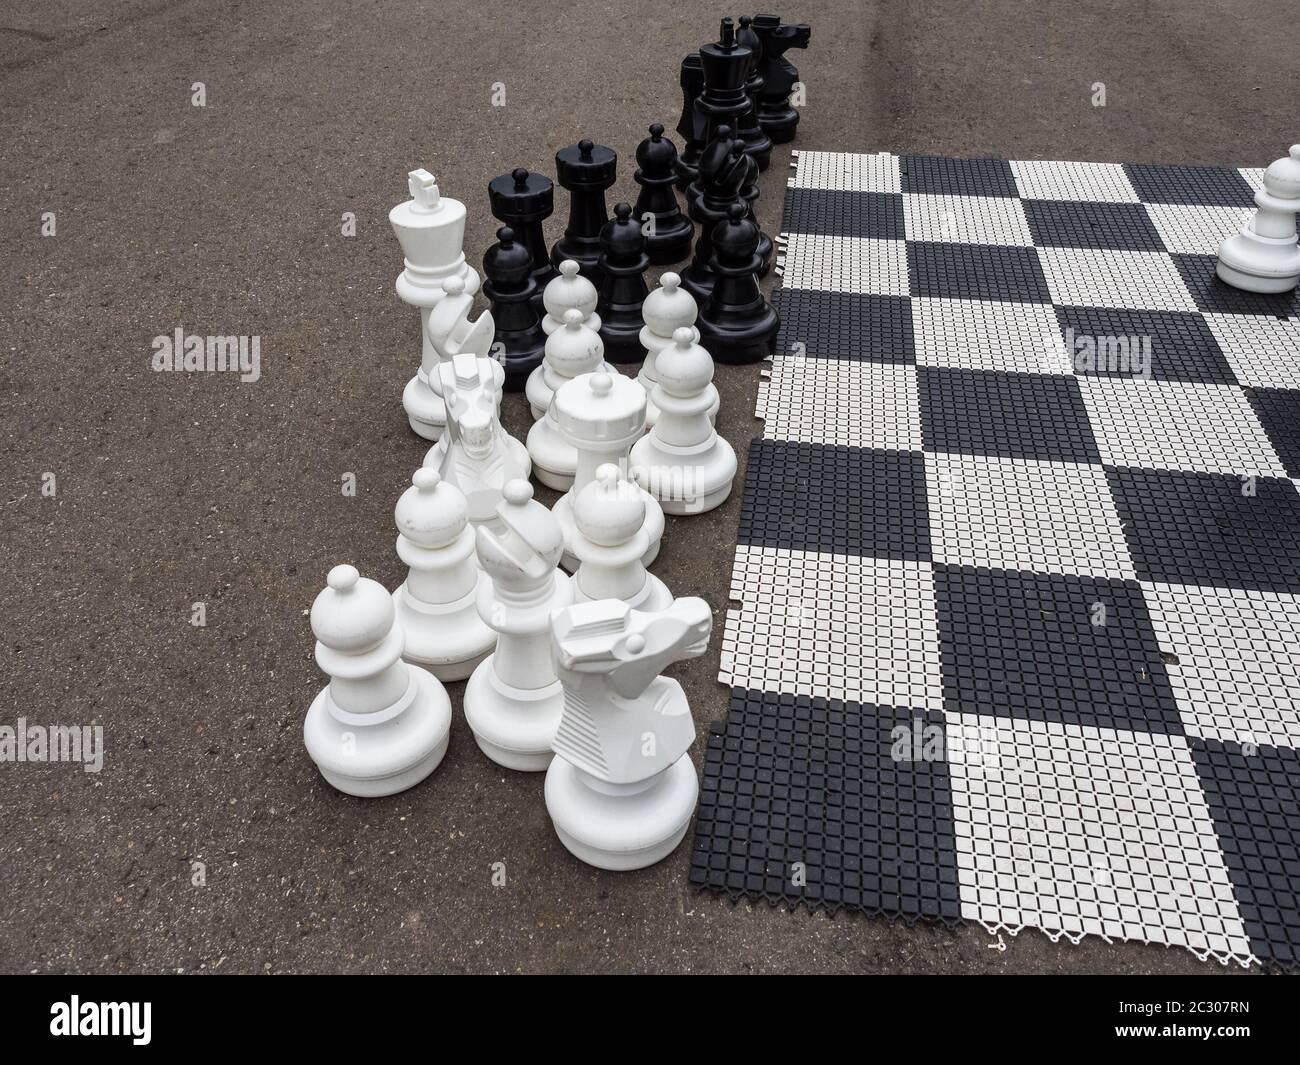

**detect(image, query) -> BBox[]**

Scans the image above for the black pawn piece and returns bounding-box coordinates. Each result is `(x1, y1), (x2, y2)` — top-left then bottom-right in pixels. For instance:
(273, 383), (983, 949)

(694, 18), (770, 173)
(681, 125), (749, 302)
(697, 203), (779, 365)
(595, 203), (650, 364)
(633, 124), (694, 265)
(551, 139), (617, 282)
(483, 226), (547, 390)
(752, 15), (811, 143)
(734, 17), (773, 169)
(674, 53), (706, 190)
(488, 167), (557, 304)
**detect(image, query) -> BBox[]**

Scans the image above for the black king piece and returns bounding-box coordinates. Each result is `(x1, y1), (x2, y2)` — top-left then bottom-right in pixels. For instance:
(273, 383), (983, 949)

(694, 17), (770, 173)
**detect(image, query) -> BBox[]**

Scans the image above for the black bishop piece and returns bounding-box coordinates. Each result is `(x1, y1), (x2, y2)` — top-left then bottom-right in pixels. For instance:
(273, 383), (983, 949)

(595, 203), (651, 364)
(550, 139), (617, 282)
(633, 123), (694, 265)
(697, 202), (779, 365)
(752, 15), (811, 143)
(483, 226), (547, 390)
(488, 167), (557, 305)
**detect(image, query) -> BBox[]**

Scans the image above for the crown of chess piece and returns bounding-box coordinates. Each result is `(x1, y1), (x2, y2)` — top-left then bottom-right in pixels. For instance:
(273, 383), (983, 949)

(425, 352), (531, 526)
(636, 272), (717, 428)
(544, 596), (712, 870)
(391, 468), (497, 681)
(674, 53), (706, 191)
(694, 18), (770, 172)
(541, 258), (602, 337)
(420, 274), (498, 468)
(572, 464), (674, 611)
(550, 139), (617, 281)
(488, 167), (558, 306)
(483, 226), (548, 390)
(632, 327), (737, 514)
(633, 123), (694, 265)
(697, 203), (780, 365)
(596, 203), (651, 363)
(734, 16), (774, 171)
(751, 15), (811, 143)
(550, 372), (665, 572)
(680, 125), (750, 302)
(1217, 145), (1300, 294)
(303, 564), (452, 797)
(390, 169), (481, 441)
(464, 480), (574, 771)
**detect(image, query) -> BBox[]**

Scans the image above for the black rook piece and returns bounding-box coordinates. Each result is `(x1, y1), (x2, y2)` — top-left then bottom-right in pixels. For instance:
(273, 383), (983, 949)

(633, 124), (694, 265)
(697, 203), (779, 365)
(551, 139), (617, 282)
(595, 203), (651, 364)
(734, 17), (773, 169)
(752, 14), (811, 143)
(483, 226), (547, 390)
(694, 18), (770, 173)
(674, 53), (706, 190)
(488, 168), (558, 301)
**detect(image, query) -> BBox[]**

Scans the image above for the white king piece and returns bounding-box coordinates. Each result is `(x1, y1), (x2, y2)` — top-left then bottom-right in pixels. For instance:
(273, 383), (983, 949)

(544, 596), (712, 870)
(390, 169), (480, 440)
(1217, 145), (1300, 293)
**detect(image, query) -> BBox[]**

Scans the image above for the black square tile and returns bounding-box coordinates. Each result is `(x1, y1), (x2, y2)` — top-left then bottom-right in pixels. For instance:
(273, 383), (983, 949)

(1189, 738), (1300, 969)
(738, 440), (930, 560)
(690, 688), (963, 923)
(908, 242), (1052, 303)
(1023, 199), (1166, 251)
(1246, 387), (1300, 477)
(1053, 305), (1238, 385)
(934, 565), (1185, 735)
(1123, 163), (1255, 207)
(1106, 466), (1300, 593)
(781, 187), (905, 239)
(1173, 254), (1300, 316)
(771, 289), (914, 363)
(918, 366), (1101, 464)
(900, 154), (1019, 198)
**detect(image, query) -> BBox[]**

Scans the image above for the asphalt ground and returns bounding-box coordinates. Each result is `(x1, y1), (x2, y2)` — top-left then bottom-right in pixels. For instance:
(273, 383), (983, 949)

(2, 0), (1295, 973)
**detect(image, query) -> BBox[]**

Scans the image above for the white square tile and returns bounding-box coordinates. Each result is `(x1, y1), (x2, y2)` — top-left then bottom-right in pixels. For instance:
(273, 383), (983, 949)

(912, 297), (1070, 374)
(1205, 312), (1300, 390)
(778, 234), (909, 295)
(1145, 203), (1253, 255)
(758, 359), (921, 450)
(1038, 247), (1199, 312)
(1011, 160), (1140, 203)
(790, 149), (900, 193)
(1238, 167), (1266, 194)
(903, 193), (1034, 245)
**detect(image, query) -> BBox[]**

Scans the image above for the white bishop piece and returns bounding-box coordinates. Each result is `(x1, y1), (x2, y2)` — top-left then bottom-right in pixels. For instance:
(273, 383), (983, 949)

(304, 564), (452, 797)
(636, 272), (717, 428)
(526, 308), (616, 422)
(631, 328), (737, 514)
(464, 481), (574, 771)
(550, 372), (665, 572)
(572, 464), (673, 611)
(390, 169), (480, 440)
(422, 275), (499, 467)
(545, 596), (712, 870)
(392, 468), (497, 680)
(540, 259), (602, 337)
(1217, 145), (1300, 294)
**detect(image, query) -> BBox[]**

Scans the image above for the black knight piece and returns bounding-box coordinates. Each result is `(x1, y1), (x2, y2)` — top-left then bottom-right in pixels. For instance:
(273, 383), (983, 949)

(488, 167), (558, 304)
(680, 125), (749, 302)
(751, 15), (811, 143)
(674, 53), (705, 190)
(633, 124), (694, 265)
(550, 139), (617, 281)
(483, 226), (547, 389)
(696, 203), (779, 365)
(595, 203), (651, 363)
(694, 18), (770, 173)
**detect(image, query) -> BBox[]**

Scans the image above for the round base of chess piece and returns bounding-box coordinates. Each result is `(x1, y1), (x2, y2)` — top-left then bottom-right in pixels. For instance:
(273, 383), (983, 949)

(1217, 230), (1300, 294)
(599, 319), (649, 364)
(645, 218), (694, 266)
(760, 108), (799, 144)
(304, 667), (451, 797)
(526, 415), (578, 491)
(545, 746), (699, 871)
(698, 306), (779, 365)
(553, 487), (662, 572)
(392, 579), (496, 682)
(573, 568), (674, 612)
(403, 371), (446, 441)
(631, 432), (737, 515)
(464, 658), (564, 773)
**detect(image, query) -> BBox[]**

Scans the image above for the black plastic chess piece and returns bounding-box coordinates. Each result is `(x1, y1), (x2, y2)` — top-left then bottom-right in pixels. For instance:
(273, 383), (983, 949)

(488, 167), (557, 307)
(738, 150), (774, 279)
(633, 124), (694, 265)
(680, 126), (750, 302)
(674, 53), (705, 190)
(752, 15), (811, 143)
(551, 139), (617, 282)
(595, 203), (651, 364)
(697, 203), (779, 365)
(694, 18), (770, 173)
(734, 17), (773, 170)
(483, 226), (547, 390)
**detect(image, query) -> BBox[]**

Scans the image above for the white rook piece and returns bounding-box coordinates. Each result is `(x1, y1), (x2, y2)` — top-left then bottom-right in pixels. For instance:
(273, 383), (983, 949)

(631, 327), (737, 514)
(544, 597), (712, 870)
(636, 272), (717, 428)
(572, 464), (673, 611)
(540, 258), (602, 337)
(392, 468), (496, 680)
(1217, 145), (1300, 294)
(390, 169), (480, 440)
(550, 371), (665, 571)
(464, 481), (574, 771)
(304, 564), (452, 797)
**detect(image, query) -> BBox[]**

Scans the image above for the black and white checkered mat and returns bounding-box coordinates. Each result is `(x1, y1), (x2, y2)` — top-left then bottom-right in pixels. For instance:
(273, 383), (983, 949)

(689, 150), (1300, 969)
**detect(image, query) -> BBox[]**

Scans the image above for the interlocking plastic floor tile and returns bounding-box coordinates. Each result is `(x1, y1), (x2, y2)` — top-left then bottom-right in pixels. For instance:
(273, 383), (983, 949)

(1023, 200), (1166, 251)
(900, 154), (1019, 198)
(1173, 253), (1300, 316)
(758, 359), (921, 450)
(1010, 160), (1140, 203)
(908, 242), (1051, 303)
(1053, 305), (1236, 384)
(902, 193), (1034, 246)
(1207, 313), (1300, 390)
(913, 298), (1066, 374)
(780, 187), (905, 239)
(779, 233), (908, 295)
(1123, 163), (1256, 207)
(1038, 246), (1199, 311)
(1244, 387), (1300, 477)
(771, 288), (914, 363)
(1143, 203), (1254, 255)
(789, 149), (901, 193)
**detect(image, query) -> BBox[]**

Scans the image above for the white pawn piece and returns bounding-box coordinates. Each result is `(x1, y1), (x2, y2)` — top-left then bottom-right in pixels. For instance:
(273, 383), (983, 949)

(572, 464), (673, 611)
(545, 597), (712, 870)
(426, 353), (531, 527)
(540, 259), (602, 337)
(304, 564), (452, 797)
(390, 169), (481, 440)
(631, 328), (737, 515)
(421, 275), (499, 467)
(636, 272), (717, 428)
(465, 481), (574, 771)
(391, 468), (497, 681)
(550, 372), (665, 571)
(1218, 145), (1300, 293)
(525, 308), (616, 421)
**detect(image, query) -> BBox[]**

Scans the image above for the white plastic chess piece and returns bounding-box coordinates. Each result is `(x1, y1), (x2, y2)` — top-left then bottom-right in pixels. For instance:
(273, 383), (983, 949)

(636, 272), (717, 428)
(422, 275), (499, 467)
(426, 353), (531, 527)
(541, 259), (602, 336)
(304, 564), (452, 797)
(550, 372), (665, 572)
(631, 328), (737, 514)
(1217, 145), (1300, 294)
(391, 468), (497, 681)
(464, 481), (575, 771)
(572, 464), (674, 611)
(545, 597), (712, 870)
(390, 169), (481, 440)
(526, 308), (617, 421)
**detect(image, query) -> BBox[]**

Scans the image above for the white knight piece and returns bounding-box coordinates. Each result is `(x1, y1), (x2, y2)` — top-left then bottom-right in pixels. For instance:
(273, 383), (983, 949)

(1217, 145), (1300, 294)
(421, 275), (498, 467)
